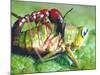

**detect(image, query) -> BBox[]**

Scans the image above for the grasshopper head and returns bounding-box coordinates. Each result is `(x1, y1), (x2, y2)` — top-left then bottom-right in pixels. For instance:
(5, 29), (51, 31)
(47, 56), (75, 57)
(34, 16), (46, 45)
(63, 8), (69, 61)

(72, 26), (88, 49)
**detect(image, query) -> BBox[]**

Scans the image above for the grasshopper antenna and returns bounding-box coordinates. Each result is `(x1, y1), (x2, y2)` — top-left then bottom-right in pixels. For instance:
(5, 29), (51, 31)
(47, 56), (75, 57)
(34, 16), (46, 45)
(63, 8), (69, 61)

(63, 8), (73, 20)
(11, 12), (21, 18)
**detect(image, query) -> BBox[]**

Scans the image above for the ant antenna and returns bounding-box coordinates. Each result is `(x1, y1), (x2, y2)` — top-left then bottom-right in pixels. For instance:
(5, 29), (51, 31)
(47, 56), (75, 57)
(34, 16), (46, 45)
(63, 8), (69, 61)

(63, 8), (73, 20)
(11, 12), (21, 18)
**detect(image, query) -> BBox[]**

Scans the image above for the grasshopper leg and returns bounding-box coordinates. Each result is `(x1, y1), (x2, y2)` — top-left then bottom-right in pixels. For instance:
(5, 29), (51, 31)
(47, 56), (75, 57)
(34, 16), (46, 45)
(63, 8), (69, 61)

(41, 49), (60, 62)
(65, 46), (78, 65)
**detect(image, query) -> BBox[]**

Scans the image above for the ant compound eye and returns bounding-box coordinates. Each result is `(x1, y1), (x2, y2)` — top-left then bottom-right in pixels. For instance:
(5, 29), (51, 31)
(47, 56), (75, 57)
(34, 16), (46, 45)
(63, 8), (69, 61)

(81, 27), (88, 38)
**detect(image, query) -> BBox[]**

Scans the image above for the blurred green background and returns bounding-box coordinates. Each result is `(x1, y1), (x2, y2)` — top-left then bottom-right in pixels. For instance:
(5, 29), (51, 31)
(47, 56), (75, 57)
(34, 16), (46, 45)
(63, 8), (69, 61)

(11, 0), (96, 74)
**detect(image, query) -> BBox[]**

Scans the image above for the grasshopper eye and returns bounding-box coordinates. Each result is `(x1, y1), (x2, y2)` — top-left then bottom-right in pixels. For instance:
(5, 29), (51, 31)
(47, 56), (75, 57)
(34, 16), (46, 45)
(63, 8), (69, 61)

(81, 27), (88, 38)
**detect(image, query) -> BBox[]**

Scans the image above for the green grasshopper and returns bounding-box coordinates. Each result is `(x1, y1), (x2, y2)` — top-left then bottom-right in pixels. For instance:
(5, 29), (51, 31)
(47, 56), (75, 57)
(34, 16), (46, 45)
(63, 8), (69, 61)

(38, 24), (88, 65)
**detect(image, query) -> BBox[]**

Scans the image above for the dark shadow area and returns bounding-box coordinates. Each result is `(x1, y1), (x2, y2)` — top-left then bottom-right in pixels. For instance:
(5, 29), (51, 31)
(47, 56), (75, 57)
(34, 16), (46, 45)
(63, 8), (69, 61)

(12, 46), (40, 59)
(11, 46), (50, 60)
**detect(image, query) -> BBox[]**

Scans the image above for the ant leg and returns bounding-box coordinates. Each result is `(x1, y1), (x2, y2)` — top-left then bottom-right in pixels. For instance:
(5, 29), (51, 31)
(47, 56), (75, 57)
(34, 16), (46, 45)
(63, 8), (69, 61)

(42, 34), (62, 61)
(45, 22), (52, 36)
(37, 22), (44, 48)
(43, 22), (52, 45)
(46, 33), (61, 48)
(25, 15), (34, 47)
(43, 32), (61, 51)
(65, 46), (78, 65)
(42, 34), (54, 50)
(25, 15), (43, 61)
